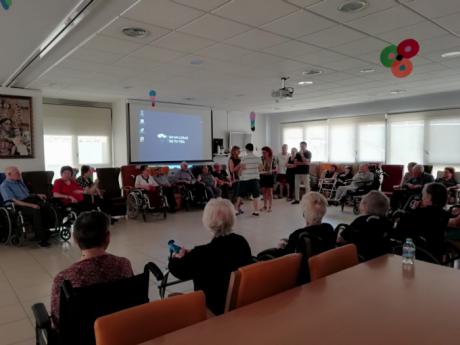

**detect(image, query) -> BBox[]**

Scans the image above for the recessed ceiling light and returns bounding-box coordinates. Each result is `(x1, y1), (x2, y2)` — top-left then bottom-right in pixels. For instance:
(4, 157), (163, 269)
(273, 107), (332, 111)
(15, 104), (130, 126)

(360, 68), (376, 73)
(190, 59), (204, 65)
(390, 89), (406, 95)
(298, 81), (314, 85)
(338, 0), (368, 13)
(122, 27), (150, 38)
(184, 97), (196, 101)
(303, 70), (323, 76)
(441, 51), (460, 58)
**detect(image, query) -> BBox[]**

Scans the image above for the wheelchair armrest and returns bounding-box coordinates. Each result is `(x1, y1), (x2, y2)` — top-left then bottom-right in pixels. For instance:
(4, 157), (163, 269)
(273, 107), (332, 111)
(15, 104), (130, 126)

(144, 262), (165, 281)
(31, 303), (52, 329)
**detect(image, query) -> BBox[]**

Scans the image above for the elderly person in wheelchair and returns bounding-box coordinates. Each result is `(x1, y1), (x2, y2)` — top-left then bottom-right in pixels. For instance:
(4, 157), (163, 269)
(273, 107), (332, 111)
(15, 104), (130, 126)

(0, 166), (52, 246)
(172, 162), (207, 208)
(168, 198), (253, 315)
(330, 164), (374, 206)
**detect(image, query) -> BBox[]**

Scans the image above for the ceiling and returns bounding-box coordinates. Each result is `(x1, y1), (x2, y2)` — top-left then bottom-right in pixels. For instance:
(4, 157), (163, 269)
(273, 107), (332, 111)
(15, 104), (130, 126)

(4, 0), (460, 113)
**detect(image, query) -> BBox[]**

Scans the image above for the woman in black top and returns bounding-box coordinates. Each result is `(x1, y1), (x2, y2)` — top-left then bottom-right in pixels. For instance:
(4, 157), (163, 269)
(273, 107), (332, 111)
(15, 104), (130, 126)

(336, 166), (353, 187)
(260, 146), (277, 212)
(228, 146), (243, 214)
(286, 148), (298, 201)
(169, 198), (253, 315)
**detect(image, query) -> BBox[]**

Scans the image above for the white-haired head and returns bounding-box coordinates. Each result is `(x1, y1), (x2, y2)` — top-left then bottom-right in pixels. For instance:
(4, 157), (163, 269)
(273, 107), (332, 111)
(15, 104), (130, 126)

(360, 190), (389, 217)
(300, 191), (328, 226)
(202, 198), (236, 237)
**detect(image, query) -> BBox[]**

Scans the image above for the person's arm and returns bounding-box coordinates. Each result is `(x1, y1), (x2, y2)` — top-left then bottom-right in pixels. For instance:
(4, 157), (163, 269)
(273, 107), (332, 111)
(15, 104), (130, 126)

(12, 198), (39, 209)
(168, 248), (198, 281)
(52, 180), (78, 202)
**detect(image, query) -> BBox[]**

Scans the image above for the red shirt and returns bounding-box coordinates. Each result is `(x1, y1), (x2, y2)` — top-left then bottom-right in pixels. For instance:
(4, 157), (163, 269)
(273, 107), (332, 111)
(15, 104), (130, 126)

(51, 254), (133, 327)
(52, 178), (84, 204)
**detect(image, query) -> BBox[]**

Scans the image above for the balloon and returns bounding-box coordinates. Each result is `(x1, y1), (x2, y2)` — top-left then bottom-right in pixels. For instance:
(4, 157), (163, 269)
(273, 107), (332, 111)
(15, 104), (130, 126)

(1, 0), (12, 10)
(250, 111), (256, 121)
(391, 59), (413, 78)
(398, 39), (420, 59)
(149, 90), (157, 107)
(380, 45), (398, 68)
(149, 90), (156, 97)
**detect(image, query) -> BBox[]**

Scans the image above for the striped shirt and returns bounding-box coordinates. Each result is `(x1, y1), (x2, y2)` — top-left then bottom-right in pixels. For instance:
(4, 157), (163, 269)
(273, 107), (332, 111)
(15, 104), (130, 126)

(240, 152), (261, 181)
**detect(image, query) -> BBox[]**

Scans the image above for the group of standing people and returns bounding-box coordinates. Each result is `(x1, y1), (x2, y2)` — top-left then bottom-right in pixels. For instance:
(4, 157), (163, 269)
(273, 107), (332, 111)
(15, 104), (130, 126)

(227, 141), (312, 216)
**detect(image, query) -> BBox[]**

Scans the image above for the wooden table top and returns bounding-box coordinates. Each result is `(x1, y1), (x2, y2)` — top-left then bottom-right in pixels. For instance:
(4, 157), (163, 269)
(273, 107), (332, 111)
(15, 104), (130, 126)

(140, 255), (460, 345)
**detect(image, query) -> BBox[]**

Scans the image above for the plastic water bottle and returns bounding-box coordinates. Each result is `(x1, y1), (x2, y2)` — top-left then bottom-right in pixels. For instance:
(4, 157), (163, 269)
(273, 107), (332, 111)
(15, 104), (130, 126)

(402, 238), (416, 265)
(168, 240), (181, 254)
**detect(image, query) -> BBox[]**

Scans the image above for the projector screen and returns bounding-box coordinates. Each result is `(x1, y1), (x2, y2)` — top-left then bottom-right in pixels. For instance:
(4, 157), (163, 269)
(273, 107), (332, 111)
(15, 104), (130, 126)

(128, 101), (213, 164)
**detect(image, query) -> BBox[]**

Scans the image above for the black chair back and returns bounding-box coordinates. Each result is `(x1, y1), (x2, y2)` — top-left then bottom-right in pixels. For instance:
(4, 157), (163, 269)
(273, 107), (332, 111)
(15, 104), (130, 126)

(96, 168), (122, 198)
(58, 266), (150, 345)
(22, 171), (54, 197)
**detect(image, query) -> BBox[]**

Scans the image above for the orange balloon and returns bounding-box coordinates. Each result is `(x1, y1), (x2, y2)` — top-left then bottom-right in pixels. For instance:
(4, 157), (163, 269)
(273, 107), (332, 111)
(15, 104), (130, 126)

(391, 59), (413, 78)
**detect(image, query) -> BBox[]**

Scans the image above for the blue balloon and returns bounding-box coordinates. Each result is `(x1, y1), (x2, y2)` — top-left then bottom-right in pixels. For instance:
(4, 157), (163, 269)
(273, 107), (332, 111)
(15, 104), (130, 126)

(149, 90), (156, 97)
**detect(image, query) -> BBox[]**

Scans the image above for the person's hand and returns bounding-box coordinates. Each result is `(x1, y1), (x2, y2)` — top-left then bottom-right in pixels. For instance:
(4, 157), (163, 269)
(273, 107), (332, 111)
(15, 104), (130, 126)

(30, 203), (40, 209)
(173, 247), (188, 259)
(37, 194), (47, 200)
(68, 195), (78, 203)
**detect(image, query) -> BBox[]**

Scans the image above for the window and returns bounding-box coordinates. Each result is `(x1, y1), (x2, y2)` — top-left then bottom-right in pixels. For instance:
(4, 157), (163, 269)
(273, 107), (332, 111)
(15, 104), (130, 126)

(305, 122), (328, 161)
(43, 104), (112, 178)
(282, 127), (303, 153)
(329, 120), (356, 162)
(427, 116), (460, 165)
(358, 121), (385, 162)
(78, 136), (110, 165)
(44, 135), (73, 179)
(388, 115), (424, 165)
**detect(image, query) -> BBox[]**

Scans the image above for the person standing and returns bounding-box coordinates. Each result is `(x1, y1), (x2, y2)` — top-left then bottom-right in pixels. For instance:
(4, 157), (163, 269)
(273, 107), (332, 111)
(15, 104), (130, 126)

(239, 143), (261, 216)
(259, 146), (277, 212)
(228, 146), (243, 214)
(286, 148), (297, 201)
(276, 144), (289, 199)
(292, 141), (312, 205)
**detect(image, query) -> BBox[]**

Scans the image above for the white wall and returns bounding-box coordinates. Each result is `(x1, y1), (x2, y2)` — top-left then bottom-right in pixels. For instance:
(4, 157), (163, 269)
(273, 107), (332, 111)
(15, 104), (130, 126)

(0, 87), (44, 171)
(112, 97), (128, 166)
(213, 110), (267, 153)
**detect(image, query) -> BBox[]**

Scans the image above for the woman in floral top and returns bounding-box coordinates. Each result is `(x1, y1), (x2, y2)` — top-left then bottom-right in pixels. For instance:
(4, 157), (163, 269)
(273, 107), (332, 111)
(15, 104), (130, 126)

(50, 211), (133, 327)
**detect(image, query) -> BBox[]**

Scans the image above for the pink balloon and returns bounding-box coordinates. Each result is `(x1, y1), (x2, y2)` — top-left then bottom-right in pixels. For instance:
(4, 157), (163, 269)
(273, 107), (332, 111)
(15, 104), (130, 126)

(250, 111), (256, 121)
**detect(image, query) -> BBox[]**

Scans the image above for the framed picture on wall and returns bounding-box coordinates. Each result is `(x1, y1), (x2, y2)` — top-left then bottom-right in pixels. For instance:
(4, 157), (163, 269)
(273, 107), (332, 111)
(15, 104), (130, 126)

(0, 95), (33, 158)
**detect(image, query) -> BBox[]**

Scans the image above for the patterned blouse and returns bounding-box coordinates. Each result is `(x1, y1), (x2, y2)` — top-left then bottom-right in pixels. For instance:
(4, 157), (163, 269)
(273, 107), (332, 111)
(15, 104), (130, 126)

(51, 254), (133, 326)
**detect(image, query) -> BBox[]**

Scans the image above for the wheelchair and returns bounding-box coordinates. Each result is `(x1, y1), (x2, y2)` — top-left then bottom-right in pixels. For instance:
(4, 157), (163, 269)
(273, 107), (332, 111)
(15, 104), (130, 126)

(318, 177), (338, 199)
(175, 182), (209, 211)
(49, 199), (77, 242)
(126, 187), (168, 221)
(0, 201), (26, 246)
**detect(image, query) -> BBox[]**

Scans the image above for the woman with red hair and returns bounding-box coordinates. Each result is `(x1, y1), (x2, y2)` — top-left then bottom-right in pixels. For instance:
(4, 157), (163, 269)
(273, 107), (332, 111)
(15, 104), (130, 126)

(260, 146), (277, 212)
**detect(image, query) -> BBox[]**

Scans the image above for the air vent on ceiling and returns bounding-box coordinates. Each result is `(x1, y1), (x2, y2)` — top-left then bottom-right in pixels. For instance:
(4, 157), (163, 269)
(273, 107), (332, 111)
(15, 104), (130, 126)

(338, 0), (368, 13)
(122, 27), (150, 38)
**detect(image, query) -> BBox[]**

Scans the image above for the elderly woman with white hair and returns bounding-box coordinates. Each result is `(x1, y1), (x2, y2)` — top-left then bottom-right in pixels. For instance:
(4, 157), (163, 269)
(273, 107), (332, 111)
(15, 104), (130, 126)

(168, 198), (253, 315)
(338, 191), (393, 261)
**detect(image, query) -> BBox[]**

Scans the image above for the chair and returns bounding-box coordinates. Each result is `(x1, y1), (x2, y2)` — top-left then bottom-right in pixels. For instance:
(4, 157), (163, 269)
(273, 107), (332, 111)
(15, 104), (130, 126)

(96, 167), (127, 217)
(225, 253), (302, 312)
(32, 263), (162, 345)
(381, 164), (404, 197)
(21, 170), (54, 197)
(94, 291), (207, 345)
(308, 244), (358, 281)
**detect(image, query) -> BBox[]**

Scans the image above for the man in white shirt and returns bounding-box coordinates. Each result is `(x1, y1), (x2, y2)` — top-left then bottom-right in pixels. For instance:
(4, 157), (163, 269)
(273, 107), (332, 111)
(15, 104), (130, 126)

(276, 144), (289, 198)
(239, 143), (261, 216)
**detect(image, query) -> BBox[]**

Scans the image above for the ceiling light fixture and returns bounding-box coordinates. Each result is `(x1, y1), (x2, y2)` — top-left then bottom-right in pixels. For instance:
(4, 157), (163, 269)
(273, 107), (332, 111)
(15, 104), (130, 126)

(338, 0), (368, 13)
(122, 27), (150, 38)
(390, 89), (406, 95)
(441, 51), (460, 58)
(298, 81), (314, 85)
(190, 59), (204, 65)
(303, 70), (323, 76)
(360, 68), (376, 73)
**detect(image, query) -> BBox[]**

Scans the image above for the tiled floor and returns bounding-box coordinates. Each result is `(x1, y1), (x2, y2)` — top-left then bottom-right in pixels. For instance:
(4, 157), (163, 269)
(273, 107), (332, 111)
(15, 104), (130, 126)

(0, 199), (356, 345)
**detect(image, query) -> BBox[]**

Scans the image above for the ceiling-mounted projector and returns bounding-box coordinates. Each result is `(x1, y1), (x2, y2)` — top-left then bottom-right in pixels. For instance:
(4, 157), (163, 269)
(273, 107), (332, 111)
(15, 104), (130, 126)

(272, 77), (294, 100)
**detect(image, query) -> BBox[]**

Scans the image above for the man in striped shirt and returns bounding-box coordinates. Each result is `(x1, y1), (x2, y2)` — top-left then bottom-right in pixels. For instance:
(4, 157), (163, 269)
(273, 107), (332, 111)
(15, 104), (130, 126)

(239, 143), (261, 216)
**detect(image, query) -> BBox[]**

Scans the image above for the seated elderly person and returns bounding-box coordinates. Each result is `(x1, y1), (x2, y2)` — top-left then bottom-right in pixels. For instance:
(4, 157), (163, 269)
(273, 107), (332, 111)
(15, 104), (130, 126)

(168, 198), (253, 315)
(337, 191), (393, 261)
(76, 165), (104, 209)
(395, 183), (450, 258)
(172, 162), (206, 203)
(331, 164), (374, 205)
(212, 163), (231, 199)
(335, 165), (353, 187)
(198, 166), (221, 199)
(435, 167), (458, 204)
(390, 164), (434, 211)
(50, 211), (133, 327)
(153, 169), (177, 213)
(134, 165), (160, 207)
(0, 166), (52, 247)
(52, 166), (95, 213)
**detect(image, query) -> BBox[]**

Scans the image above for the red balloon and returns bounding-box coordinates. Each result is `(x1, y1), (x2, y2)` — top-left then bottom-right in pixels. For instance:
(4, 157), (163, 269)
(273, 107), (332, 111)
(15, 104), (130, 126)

(398, 39), (420, 59)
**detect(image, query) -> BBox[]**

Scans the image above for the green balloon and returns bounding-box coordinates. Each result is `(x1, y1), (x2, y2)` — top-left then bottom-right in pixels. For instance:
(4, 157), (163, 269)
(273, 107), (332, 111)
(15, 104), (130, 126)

(380, 45), (398, 68)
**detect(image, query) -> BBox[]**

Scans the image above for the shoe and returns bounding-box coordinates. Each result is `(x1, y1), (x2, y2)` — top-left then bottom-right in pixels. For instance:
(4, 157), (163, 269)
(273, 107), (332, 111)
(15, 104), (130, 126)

(267, 208), (272, 213)
(291, 200), (300, 205)
(236, 209), (244, 216)
(39, 241), (50, 247)
(252, 212), (260, 216)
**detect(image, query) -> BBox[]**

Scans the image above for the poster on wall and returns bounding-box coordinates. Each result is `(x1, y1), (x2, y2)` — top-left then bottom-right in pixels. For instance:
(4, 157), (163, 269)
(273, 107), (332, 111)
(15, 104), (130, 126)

(0, 95), (33, 158)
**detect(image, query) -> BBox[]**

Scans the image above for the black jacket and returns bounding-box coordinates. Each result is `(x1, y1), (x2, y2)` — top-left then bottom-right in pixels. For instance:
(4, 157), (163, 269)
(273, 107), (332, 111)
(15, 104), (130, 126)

(168, 233), (253, 315)
(340, 215), (393, 261)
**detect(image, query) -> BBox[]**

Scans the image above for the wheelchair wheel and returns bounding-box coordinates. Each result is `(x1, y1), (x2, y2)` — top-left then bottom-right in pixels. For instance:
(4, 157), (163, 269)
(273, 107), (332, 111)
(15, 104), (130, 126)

(60, 227), (71, 241)
(0, 208), (12, 244)
(10, 233), (24, 246)
(127, 193), (140, 219)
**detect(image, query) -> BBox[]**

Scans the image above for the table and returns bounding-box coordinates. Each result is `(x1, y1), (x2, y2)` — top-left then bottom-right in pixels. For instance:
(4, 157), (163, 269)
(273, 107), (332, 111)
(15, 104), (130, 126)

(140, 255), (460, 345)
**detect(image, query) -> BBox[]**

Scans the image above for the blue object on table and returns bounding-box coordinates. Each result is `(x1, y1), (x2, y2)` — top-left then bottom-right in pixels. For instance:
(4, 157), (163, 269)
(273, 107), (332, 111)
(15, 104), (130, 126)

(168, 240), (181, 254)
